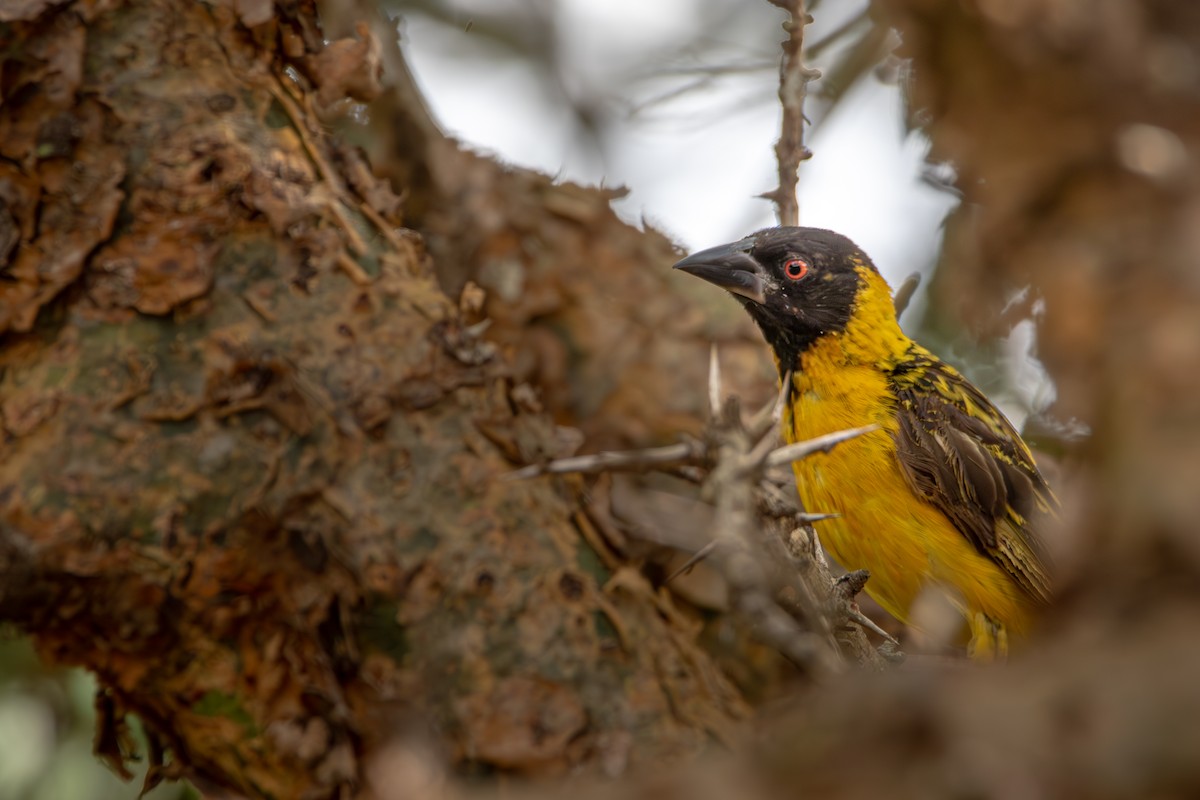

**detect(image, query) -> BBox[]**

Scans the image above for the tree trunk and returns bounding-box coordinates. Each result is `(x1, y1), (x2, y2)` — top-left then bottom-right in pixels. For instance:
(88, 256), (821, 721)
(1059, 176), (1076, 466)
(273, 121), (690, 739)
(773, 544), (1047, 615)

(0, 2), (754, 796)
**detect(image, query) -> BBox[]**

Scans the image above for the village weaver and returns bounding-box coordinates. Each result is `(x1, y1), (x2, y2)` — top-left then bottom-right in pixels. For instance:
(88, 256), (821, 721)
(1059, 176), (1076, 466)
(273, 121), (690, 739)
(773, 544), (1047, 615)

(674, 227), (1055, 658)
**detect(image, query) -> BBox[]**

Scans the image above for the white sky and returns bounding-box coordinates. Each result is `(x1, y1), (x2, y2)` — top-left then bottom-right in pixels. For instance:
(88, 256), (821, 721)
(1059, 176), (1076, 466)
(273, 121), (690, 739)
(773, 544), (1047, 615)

(398, 0), (958, 321)
(394, 0), (1073, 434)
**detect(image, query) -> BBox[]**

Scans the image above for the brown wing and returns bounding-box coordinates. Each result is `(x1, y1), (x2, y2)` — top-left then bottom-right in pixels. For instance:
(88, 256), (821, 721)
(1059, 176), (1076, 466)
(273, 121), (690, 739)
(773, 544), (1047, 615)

(888, 348), (1055, 604)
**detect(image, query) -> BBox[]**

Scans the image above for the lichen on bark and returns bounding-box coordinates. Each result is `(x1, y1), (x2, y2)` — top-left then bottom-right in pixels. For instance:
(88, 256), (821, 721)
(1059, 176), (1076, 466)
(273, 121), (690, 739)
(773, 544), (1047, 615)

(0, 2), (750, 796)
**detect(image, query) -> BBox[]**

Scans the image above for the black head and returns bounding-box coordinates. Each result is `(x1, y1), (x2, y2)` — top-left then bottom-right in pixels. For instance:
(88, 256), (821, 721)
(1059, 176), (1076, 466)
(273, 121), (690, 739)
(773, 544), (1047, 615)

(673, 226), (877, 367)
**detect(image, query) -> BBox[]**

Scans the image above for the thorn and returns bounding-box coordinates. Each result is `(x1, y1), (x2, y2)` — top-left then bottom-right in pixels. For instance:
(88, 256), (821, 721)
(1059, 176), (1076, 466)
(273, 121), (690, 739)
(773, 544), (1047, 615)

(749, 370), (792, 439)
(671, 465), (707, 485)
(501, 462), (540, 482)
(464, 318), (493, 337)
(795, 512), (839, 524)
(502, 464), (548, 481)
(664, 540), (719, 584)
(708, 344), (721, 419)
(742, 421), (783, 471)
(765, 424), (879, 468)
(848, 607), (900, 645)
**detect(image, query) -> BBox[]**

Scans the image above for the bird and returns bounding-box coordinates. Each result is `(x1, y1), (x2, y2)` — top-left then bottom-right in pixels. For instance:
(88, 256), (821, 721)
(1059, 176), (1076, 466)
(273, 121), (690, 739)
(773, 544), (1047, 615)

(674, 226), (1055, 658)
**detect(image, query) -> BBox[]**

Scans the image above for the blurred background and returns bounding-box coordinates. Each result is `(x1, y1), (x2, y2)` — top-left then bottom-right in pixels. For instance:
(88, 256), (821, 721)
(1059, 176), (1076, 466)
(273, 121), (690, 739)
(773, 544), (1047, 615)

(397, 0), (956, 300)
(0, 637), (194, 800)
(393, 0), (1061, 434)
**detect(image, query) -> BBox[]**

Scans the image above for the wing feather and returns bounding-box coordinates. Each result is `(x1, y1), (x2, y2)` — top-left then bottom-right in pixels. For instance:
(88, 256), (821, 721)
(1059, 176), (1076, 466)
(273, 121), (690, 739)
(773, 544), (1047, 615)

(889, 348), (1055, 604)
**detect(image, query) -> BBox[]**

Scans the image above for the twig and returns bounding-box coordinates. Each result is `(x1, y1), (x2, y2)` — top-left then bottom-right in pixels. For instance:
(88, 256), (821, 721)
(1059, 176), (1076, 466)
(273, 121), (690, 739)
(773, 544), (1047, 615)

(705, 399), (840, 677)
(779, 526), (894, 664)
(664, 541), (720, 584)
(506, 351), (891, 669)
(893, 271), (922, 320)
(665, 507), (837, 583)
(503, 440), (703, 481)
(764, 0), (821, 227)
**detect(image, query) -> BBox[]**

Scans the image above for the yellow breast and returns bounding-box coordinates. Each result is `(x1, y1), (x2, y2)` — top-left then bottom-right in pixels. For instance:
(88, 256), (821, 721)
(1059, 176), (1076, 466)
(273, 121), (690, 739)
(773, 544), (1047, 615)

(781, 283), (1034, 639)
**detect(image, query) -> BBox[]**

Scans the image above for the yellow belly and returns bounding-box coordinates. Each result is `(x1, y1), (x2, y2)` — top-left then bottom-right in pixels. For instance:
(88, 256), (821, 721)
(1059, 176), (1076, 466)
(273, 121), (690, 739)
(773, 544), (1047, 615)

(783, 366), (1035, 643)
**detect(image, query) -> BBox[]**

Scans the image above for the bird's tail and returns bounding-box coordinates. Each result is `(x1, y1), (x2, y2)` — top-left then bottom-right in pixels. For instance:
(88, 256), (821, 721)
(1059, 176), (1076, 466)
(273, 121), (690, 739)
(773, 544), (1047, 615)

(967, 611), (1010, 660)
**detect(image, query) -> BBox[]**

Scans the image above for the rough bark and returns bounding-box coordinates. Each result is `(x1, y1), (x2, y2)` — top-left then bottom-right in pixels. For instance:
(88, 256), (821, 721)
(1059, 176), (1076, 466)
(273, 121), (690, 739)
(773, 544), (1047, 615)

(0, 2), (754, 796)
(9, 0), (1200, 797)
(326, 1), (778, 452)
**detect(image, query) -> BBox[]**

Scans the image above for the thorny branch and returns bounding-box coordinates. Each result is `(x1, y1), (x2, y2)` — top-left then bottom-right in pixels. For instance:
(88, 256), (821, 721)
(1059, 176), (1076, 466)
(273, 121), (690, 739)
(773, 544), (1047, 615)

(703, 395), (839, 676)
(764, 425), (878, 469)
(765, 0), (821, 227)
(510, 352), (895, 674)
(504, 440), (704, 481)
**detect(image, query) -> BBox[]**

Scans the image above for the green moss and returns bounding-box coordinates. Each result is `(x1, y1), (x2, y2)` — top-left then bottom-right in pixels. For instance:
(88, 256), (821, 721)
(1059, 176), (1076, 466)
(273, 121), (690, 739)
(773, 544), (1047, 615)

(358, 600), (409, 663)
(213, 237), (278, 287)
(42, 365), (69, 388)
(191, 690), (256, 735)
(575, 540), (611, 586)
(264, 98), (291, 130)
(411, 526), (440, 551)
(592, 611), (618, 643)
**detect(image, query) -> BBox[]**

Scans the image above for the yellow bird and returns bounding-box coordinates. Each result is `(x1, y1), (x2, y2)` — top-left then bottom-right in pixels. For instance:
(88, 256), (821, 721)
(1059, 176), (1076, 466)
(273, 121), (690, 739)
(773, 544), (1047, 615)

(675, 227), (1055, 658)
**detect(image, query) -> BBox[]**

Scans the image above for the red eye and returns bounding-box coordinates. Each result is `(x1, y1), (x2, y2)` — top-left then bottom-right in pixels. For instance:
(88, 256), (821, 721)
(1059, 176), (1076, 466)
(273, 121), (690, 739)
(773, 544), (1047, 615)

(783, 258), (809, 280)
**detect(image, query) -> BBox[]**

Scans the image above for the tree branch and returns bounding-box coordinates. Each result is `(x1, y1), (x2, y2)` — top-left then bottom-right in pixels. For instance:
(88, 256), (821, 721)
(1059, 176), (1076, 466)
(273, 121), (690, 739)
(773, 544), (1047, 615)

(511, 350), (893, 673)
(764, 0), (821, 227)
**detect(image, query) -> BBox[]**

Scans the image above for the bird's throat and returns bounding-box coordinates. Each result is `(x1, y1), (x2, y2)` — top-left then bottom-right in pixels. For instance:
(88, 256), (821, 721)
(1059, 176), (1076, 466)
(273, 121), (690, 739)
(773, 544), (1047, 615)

(763, 267), (910, 381)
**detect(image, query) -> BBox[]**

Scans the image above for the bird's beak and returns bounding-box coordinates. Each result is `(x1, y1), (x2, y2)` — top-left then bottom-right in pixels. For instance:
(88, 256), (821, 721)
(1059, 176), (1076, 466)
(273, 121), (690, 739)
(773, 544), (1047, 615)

(673, 242), (766, 304)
